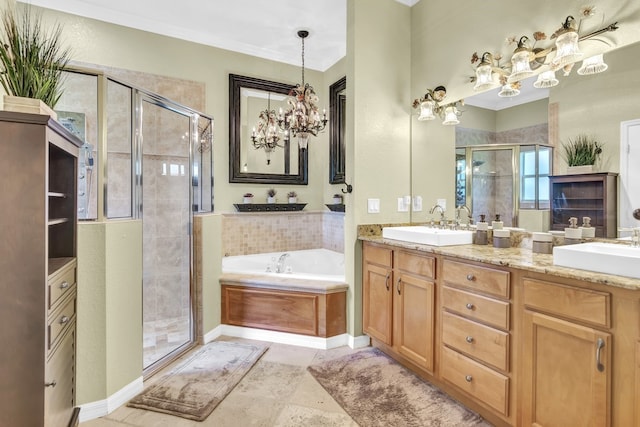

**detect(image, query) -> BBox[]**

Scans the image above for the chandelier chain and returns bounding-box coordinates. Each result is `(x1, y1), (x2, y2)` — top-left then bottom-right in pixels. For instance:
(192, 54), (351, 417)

(301, 34), (305, 86)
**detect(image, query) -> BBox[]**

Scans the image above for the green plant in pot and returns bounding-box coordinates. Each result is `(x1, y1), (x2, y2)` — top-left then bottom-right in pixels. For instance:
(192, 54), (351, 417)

(0, 6), (71, 116)
(562, 134), (603, 171)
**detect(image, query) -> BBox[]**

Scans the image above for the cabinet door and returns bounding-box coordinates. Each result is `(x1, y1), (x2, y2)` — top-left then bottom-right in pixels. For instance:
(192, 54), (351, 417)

(522, 310), (611, 427)
(363, 263), (393, 345)
(394, 273), (435, 372)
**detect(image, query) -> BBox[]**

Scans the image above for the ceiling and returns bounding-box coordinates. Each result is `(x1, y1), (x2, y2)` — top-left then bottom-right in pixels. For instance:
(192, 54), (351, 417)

(24, 0), (418, 72)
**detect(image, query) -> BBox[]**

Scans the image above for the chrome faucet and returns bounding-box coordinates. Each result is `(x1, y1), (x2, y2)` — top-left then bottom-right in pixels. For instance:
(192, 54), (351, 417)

(275, 253), (290, 273)
(429, 204), (446, 228)
(456, 205), (473, 227)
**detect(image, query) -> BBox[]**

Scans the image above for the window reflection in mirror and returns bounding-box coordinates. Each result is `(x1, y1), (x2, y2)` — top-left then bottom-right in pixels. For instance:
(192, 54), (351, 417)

(229, 74), (308, 184)
(520, 145), (551, 210)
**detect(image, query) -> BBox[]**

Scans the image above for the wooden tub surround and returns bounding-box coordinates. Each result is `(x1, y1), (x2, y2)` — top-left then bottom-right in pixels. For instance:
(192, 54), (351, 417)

(220, 273), (348, 338)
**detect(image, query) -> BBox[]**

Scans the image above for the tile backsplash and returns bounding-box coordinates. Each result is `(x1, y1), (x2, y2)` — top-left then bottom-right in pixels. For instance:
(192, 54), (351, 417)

(222, 211), (344, 256)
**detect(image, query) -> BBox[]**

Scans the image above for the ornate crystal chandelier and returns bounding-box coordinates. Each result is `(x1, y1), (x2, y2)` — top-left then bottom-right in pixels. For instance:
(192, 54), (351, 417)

(251, 92), (282, 165)
(278, 30), (328, 149)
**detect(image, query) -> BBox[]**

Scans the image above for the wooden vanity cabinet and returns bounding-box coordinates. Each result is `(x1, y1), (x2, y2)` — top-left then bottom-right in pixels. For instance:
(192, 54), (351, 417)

(440, 259), (512, 419)
(362, 242), (436, 372)
(521, 277), (612, 427)
(0, 112), (82, 426)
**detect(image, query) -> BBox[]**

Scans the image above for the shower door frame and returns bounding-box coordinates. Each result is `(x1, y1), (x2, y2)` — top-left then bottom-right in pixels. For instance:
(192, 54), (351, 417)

(134, 91), (201, 377)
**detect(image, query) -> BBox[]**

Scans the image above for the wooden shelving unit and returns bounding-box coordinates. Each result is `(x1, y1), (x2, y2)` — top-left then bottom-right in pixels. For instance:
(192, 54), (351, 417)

(549, 172), (618, 238)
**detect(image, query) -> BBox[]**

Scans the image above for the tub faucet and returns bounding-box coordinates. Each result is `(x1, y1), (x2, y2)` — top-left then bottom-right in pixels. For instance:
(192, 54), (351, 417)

(275, 253), (290, 273)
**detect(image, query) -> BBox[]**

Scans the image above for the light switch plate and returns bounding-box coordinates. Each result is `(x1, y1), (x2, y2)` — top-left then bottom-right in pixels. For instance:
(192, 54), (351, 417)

(368, 198), (380, 213)
(437, 198), (447, 211)
(413, 196), (423, 212)
(397, 197), (408, 212)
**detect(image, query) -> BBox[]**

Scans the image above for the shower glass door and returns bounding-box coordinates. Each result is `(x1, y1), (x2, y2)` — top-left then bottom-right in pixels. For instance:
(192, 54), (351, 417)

(470, 147), (516, 227)
(139, 95), (193, 371)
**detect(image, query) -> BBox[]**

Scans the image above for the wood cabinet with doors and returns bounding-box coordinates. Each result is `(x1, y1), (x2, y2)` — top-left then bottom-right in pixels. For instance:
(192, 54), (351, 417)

(362, 242), (436, 372)
(549, 172), (617, 237)
(440, 258), (512, 421)
(0, 112), (83, 426)
(521, 277), (612, 427)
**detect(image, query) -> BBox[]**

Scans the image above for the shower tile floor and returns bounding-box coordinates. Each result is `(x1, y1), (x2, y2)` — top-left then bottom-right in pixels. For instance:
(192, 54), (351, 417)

(80, 337), (360, 427)
(143, 316), (191, 368)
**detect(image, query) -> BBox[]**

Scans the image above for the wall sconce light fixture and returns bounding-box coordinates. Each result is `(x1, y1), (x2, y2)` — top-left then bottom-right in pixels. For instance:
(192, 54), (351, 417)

(412, 86), (464, 125)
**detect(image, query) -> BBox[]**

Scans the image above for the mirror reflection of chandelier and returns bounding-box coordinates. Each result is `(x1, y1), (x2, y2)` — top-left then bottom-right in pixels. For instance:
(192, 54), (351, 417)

(277, 30), (328, 150)
(251, 92), (282, 165)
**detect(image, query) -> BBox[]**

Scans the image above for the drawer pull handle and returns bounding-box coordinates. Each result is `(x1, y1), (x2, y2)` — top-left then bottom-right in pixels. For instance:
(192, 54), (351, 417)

(59, 315), (69, 325)
(45, 380), (57, 388)
(596, 338), (605, 372)
(59, 281), (69, 289)
(466, 274), (475, 281)
(465, 375), (473, 382)
(465, 303), (474, 310)
(385, 274), (390, 291)
(466, 336), (474, 343)
(397, 278), (402, 295)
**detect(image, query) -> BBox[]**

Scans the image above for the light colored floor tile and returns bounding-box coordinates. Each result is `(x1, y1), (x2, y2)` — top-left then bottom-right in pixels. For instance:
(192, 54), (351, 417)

(199, 395), (286, 427)
(273, 404), (359, 427)
(232, 360), (306, 400)
(288, 371), (346, 414)
(310, 344), (363, 364)
(260, 342), (318, 366)
(78, 417), (137, 427)
(119, 407), (197, 427)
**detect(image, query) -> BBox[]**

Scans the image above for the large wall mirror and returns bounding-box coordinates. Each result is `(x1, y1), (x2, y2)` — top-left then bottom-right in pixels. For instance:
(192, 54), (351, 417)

(229, 74), (308, 184)
(329, 76), (346, 184)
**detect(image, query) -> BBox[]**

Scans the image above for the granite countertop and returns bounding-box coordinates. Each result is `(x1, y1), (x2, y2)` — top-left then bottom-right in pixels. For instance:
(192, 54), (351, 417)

(360, 235), (640, 291)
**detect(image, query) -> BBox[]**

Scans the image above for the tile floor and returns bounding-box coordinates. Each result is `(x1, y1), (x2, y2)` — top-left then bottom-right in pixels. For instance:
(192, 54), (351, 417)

(80, 337), (361, 427)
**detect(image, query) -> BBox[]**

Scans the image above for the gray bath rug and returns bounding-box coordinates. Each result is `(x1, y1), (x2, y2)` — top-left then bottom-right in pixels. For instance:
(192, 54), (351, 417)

(128, 341), (268, 421)
(307, 347), (491, 427)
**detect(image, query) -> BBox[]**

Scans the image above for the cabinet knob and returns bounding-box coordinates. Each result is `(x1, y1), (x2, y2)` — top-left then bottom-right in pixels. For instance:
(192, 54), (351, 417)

(466, 336), (474, 343)
(59, 281), (69, 290)
(465, 375), (473, 382)
(466, 274), (475, 281)
(465, 303), (474, 310)
(44, 380), (57, 388)
(59, 315), (69, 325)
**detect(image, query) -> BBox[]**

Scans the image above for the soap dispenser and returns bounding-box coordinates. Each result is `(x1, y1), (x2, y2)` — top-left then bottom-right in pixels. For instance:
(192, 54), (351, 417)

(492, 214), (503, 230)
(580, 216), (595, 239)
(475, 214), (488, 245)
(564, 217), (582, 245)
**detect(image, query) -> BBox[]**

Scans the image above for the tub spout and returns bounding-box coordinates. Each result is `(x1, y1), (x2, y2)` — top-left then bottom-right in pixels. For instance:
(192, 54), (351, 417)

(275, 253), (290, 273)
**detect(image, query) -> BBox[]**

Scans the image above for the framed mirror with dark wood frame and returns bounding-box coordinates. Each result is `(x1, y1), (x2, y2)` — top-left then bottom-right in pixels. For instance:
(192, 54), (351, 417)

(329, 76), (346, 184)
(229, 74), (308, 184)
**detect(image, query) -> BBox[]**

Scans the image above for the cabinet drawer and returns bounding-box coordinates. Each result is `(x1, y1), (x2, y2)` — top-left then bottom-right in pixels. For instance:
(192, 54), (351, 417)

(442, 312), (509, 372)
(363, 243), (393, 267)
(395, 250), (435, 279)
(48, 261), (76, 311)
(441, 346), (509, 416)
(45, 326), (75, 427)
(442, 286), (510, 330)
(48, 295), (76, 351)
(442, 259), (510, 298)
(523, 278), (610, 328)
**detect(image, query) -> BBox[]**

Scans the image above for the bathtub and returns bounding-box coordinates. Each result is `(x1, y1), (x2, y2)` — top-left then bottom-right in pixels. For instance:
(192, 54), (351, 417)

(222, 248), (345, 283)
(220, 248), (347, 339)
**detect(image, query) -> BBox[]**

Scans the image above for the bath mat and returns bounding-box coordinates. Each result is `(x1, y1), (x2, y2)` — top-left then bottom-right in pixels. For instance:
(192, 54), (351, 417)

(307, 347), (491, 427)
(128, 341), (267, 421)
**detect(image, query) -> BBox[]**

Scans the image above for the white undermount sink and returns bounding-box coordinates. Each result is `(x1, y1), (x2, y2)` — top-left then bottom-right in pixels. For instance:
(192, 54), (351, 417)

(382, 226), (473, 247)
(553, 242), (640, 279)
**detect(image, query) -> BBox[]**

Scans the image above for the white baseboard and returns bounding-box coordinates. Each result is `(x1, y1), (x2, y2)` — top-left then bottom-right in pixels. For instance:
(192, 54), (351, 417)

(78, 376), (143, 422)
(204, 324), (367, 350)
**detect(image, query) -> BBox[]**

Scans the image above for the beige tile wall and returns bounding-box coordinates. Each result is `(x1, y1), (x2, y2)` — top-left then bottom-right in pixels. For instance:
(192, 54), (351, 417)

(222, 212), (345, 256)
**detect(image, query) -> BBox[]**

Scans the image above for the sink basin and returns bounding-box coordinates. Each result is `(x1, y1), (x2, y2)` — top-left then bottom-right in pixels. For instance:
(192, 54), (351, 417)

(553, 242), (640, 279)
(382, 226), (473, 246)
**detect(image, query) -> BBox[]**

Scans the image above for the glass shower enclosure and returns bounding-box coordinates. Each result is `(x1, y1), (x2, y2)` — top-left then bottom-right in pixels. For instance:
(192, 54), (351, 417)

(57, 69), (213, 375)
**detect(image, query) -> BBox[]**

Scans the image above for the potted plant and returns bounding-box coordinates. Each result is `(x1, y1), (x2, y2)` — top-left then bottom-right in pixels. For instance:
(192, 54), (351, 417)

(287, 191), (297, 204)
(0, 6), (72, 118)
(332, 193), (343, 204)
(266, 188), (277, 203)
(562, 134), (604, 174)
(242, 192), (253, 204)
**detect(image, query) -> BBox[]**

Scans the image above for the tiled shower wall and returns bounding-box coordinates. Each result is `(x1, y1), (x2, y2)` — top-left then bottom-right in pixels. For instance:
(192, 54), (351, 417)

(222, 212), (345, 256)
